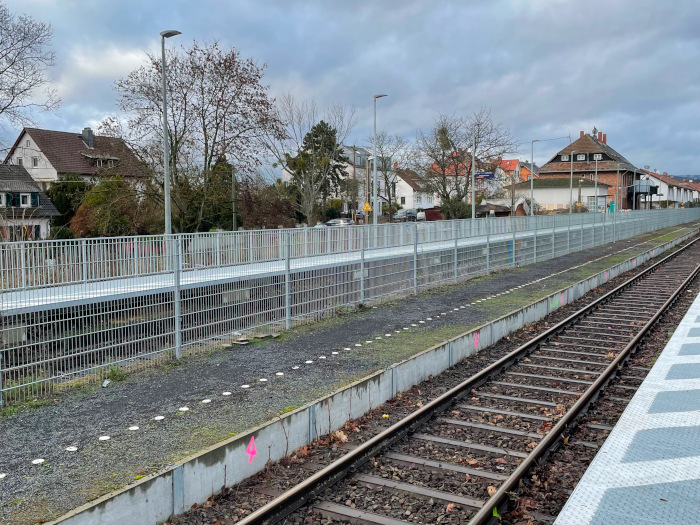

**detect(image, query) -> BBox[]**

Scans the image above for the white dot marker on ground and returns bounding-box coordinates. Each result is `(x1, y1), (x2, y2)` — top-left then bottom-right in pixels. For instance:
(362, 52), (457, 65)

(441, 312), (447, 315)
(460, 306), (465, 309)
(0, 473), (6, 479)
(471, 302), (476, 305)
(201, 399), (211, 404)
(385, 334), (391, 337)
(395, 330), (401, 333)
(319, 356), (326, 359)
(332, 351), (339, 355)
(128, 426), (139, 431)
(355, 343), (362, 347)
(98, 436), (110, 441)
(411, 324), (417, 327)
(427, 317), (433, 321)
(419, 321), (425, 324)
(306, 360), (313, 364)
(222, 391), (232, 396)
(454, 308), (459, 311)
(403, 327), (409, 330)
(65, 446), (78, 452)
(31, 459), (45, 465)
(292, 366), (300, 370)
(179, 407), (189, 412)
(344, 348), (351, 351)
(154, 416), (165, 421)
(259, 378), (268, 382)
(367, 340), (374, 343)
(276, 372), (284, 376)
(375, 336), (382, 339)
(241, 384), (250, 389)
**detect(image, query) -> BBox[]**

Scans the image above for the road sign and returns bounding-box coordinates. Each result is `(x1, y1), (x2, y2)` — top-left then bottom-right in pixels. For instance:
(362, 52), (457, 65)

(363, 202), (372, 212)
(475, 172), (494, 179)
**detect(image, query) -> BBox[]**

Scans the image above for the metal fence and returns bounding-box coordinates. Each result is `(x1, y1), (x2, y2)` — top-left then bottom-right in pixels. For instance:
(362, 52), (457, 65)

(1, 209), (698, 404)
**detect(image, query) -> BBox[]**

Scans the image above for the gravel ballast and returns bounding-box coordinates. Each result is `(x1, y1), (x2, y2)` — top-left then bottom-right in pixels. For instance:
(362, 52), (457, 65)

(0, 224), (697, 524)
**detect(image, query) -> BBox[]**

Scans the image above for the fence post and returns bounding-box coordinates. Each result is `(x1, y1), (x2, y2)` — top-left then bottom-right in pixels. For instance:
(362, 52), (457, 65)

(512, 219), (516, 267)
(413, 223), (418, 294)
(19, 241), (27, 289)
(567, 214), (571, 254)
(552, 217), (556, 259)
(533, 215), (538, 264)
(360, 227), (366, 302)
(174, 236), (183, 359)
(216, 232), (221, 267)
(81, 239), (88, 283)
(248, 231), (254, 263)
(453, 223), (458, 281)
(581, 217), (584, 250)
(304, 227), (309, 256)
(285, 231), (292, 329)
(133, 239), (139, 276)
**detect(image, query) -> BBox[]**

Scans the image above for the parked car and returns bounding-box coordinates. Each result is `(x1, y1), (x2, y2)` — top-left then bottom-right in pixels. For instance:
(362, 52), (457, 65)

(416, 210), (426, 221)
(325, 218), (355, 227)
(354, 211), (366, 223)
(393, 209), (417, 222)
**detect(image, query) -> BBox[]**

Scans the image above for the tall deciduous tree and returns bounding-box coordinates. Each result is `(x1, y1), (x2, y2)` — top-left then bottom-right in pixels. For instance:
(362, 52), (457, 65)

(263, 94), (355, 224)
(0, 4), (59, 128)
(415, 108), (516, 219)
(365, 131), (410, 221)
(101, 41), (281, 232)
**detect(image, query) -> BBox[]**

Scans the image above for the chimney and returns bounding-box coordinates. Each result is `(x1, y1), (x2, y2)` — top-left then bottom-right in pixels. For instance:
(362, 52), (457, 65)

(597, 131), (603, 142)
(82, 127), (94, 149)
(602, 133), (607, 144)
(580, 130), (584, 138)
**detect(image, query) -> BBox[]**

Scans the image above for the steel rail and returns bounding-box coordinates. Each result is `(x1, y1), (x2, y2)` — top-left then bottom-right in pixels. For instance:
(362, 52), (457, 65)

(235, 237), (700, 525)
(469, 261), (700, 523)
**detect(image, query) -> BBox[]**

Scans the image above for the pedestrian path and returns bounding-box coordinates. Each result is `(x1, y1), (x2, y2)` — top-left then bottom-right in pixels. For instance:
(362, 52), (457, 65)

(555, 288), (700, 524)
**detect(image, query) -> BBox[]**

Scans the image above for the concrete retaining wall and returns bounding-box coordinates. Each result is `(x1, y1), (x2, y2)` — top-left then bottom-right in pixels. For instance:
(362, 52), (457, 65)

(52, 230), (697, 525)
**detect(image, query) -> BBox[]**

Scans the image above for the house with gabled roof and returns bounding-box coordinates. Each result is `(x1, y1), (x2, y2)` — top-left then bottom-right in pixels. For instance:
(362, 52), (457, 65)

(640, 169), (695, 209)
(0, 164), (59, 240)
(537, 129), (642, 210)
(3, 127), (149, 190)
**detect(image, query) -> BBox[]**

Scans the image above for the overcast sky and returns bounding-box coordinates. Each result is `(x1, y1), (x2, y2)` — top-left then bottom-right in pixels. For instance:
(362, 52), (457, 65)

(3, 0), (700, 174)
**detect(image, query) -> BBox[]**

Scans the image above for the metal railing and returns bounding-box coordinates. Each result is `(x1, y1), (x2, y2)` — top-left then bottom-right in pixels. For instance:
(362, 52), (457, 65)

(1, 209), (698, 404)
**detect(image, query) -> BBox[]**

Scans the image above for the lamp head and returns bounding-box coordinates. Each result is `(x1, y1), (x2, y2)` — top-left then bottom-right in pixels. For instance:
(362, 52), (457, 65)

(160, 30), (181, 39)
(373, 94), (388, 99)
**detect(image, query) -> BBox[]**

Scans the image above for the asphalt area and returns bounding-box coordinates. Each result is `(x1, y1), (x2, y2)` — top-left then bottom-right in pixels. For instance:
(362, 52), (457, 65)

(0, 222), (697, 524)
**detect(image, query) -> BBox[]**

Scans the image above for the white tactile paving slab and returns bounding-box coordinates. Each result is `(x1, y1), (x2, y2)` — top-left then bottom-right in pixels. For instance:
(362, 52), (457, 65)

(555, 291), (700, 525)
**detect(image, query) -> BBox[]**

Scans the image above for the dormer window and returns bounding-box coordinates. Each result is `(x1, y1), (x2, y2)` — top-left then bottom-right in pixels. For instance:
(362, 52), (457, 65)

(20, 193), (30, 208)
(561, 155), (570, 161)
(576, 154), (586, 161)
(32, 157), (38, 168)
(593, 154), (602, 160)
(16, 157), (22, 166)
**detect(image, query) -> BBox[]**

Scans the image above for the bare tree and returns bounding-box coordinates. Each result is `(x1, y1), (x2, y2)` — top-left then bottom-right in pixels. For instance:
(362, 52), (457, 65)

(0, 4), (59, 128)
(262, 93), (355, 223)
(365, 131), (410, 221)
(101, 41), (280, 232)
(414, 108), (516, 219)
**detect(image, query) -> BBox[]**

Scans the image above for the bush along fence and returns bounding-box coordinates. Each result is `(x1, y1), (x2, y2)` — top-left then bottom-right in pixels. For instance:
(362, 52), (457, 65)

(1, 209), (699, 404)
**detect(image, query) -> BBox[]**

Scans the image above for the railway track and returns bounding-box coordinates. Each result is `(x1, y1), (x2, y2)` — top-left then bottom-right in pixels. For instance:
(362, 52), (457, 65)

(236, 238), (700, 525)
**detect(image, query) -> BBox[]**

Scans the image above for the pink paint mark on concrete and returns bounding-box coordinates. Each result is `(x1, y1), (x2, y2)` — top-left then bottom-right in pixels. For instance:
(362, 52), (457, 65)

(246, 436), (257, 464)
(605, 272), (608, 279)
(474, 333), (479, 348)
(560, 293), (565, 304)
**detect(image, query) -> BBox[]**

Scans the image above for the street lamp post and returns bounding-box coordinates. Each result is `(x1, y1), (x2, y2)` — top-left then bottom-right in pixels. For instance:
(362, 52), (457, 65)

(372, 94), (387, 227)
(569, 151), (577, 214)
(160, 29), (181, 235)
(530, 140), (540, 216)
(594, 158), (598, 212)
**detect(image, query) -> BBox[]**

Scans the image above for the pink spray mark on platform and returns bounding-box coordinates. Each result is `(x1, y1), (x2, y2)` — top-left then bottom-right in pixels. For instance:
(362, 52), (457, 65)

(605, 272), (608, 279)
(246, 436), (257, 464)
(560, 293), (564, 304)
(474, 333), (479, 348)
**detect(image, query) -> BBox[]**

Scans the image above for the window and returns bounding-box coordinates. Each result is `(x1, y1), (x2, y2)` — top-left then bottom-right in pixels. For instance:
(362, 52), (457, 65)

(400, 196), (406, 205)
(0, 194), (4, 207)
(561, 155), (569, 161)
(32, 157), (38, 168)
(16, 157), (22, 166)
(587, 196), (597, 209)
(20, 193), (30, 208)
(576, 154), (586, 161)
(593, 154), (602, 160)
(25, 140), (30, 147)
(34, 225), (41, 239)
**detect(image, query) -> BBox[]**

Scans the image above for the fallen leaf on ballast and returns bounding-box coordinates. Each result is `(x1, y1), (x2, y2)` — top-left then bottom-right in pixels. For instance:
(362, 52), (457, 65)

(494, 458), (508, 464)
(446, 503), (456, 513)
(487, 486), (498, 497)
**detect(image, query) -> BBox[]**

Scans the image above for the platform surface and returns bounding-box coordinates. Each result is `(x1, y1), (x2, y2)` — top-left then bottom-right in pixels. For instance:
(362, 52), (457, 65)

(555, 287), (700, 524)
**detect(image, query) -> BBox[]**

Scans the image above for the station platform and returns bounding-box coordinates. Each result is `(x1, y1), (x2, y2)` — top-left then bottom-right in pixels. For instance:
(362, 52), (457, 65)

(555, 289), (700, 524)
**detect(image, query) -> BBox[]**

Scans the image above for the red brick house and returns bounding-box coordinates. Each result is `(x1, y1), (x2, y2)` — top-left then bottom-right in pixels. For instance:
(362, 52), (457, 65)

(537, 129), (640, 210)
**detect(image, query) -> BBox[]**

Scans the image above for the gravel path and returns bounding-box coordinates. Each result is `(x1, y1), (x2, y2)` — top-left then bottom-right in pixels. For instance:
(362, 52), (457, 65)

(0, 224), (696, 524)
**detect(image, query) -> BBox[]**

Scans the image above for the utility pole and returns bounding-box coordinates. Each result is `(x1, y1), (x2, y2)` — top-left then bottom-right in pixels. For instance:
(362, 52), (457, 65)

(471, 135), (476, 220)
(231, 166), (237, 231)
